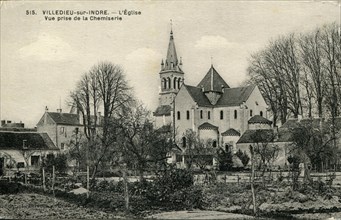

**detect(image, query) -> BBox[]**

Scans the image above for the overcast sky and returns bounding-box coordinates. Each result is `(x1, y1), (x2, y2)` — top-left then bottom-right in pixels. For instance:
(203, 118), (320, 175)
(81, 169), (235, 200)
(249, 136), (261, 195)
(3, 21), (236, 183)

(0, 1), (339, 127)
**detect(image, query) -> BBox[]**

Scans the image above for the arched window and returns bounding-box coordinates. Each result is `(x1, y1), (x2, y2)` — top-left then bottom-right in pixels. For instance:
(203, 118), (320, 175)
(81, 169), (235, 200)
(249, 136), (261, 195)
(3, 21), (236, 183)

(178, 78), (181, 89)
(173, 77), (178, 90)
(167, 77), (171, 89)
(260, 111), (263, 117)
(177, 111), (181, 120)
(186, 110), (190, 120)
(250, 110), (253, 117)
(182, 137), (186, 148)
(208, 111), (211, 120)
(212, 141), (217, 148)
(220, 110), (224, 120)
(234, 110), (238, 119)
(200, 110), (203, 119)
(162, 78), (167, 89)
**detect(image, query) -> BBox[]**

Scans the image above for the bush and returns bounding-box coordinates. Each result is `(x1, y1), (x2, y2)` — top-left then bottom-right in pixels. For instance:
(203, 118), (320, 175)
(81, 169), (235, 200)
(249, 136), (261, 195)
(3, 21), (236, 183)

(0, 180), (21, 194)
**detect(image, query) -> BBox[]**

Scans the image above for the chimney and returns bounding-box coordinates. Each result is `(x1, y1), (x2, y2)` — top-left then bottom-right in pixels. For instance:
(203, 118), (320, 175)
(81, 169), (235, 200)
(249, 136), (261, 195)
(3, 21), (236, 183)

(45, 106), (49, 112)
(1, 120), (5, 127)
(7, 120), (11, 124)
(57, 109), (62, 113)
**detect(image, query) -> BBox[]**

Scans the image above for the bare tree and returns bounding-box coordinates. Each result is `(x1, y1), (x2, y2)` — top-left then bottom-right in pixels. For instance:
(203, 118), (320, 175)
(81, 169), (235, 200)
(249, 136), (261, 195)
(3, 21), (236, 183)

(70, 61), (133, 180)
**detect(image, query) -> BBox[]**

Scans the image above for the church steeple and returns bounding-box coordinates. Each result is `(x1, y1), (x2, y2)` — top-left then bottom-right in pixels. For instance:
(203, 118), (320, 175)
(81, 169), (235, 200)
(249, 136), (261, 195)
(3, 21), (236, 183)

(161, 26), (183, 72)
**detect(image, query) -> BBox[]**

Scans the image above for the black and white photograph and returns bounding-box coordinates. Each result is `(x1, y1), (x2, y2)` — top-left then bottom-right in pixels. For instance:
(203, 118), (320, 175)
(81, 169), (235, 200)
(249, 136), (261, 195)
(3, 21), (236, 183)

(0, 0), (340, 219)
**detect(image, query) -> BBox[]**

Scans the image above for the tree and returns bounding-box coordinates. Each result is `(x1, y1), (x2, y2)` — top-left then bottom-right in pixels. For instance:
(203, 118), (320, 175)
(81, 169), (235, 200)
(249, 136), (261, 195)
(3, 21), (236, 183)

(180, 129), (217, 171)
(41, 153), (68, 174)
(70, 61), (133, 180)
(289, 118), (340, 180)
(115, 104), (173, 179)
(235, 149), (250, 168)
(216, 148), (233, 171)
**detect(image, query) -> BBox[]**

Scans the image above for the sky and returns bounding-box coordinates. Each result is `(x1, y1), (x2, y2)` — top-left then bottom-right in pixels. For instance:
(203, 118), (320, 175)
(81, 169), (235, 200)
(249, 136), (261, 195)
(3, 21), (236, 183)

(0, 0), (339, 128)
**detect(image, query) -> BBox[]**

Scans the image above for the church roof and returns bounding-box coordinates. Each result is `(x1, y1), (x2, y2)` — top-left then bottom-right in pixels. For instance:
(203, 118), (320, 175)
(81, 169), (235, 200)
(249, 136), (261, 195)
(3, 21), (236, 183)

(185, 85), (212, 107)
(215, 85), (255, 107)
(47, 112), (81, 125)
(248, 115), (272, 124)
(221, 128), (240, 136)
(237, 129), (275, 144)
(197, 65), (230, 92)
(153, 105), (172, 116)
(198, 122), (218, 130)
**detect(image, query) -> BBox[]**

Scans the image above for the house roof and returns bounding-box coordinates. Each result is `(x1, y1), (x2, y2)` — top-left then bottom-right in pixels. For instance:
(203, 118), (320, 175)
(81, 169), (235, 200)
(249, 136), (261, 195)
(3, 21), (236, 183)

(221, 128), (240, 136)
(197, 65), (230, 92)
(0, 131), (58, 150)
(248, 115), (272, 124)
(47, 112), (81, 125)
(153, 105), (172, 116)
(198, 122), (218, 130)
(185, 85), (213, 107)
(215, 85), (255, 107)
(237, 129), (275, 144)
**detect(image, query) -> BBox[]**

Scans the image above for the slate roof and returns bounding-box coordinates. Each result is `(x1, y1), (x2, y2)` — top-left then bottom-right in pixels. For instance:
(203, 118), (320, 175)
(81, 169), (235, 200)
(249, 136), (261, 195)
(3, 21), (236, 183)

(237, 129), (275, 144)
(0, 131), (58, 150)
(48, 112), (80, 125)
(185, 85), (212, 107)
(198, 122), (218, 130)
(248, 115), (272, 124)
(221, 128), (240, 136)
(215, 85), (255, 107)
(197, 65), (230, 92)
(153, 105), (172, 116)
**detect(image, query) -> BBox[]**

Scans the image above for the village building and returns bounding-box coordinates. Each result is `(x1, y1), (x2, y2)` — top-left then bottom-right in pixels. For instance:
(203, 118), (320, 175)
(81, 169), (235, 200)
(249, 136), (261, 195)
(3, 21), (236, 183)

(36, 107), (83, 152)
(154, 29), (269, 168)
(0, 130), (58, 176)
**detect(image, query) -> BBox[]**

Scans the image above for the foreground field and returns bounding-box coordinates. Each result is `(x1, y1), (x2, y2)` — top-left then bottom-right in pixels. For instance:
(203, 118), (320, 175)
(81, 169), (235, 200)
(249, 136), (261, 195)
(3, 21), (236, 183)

(0, 193), (122, 219)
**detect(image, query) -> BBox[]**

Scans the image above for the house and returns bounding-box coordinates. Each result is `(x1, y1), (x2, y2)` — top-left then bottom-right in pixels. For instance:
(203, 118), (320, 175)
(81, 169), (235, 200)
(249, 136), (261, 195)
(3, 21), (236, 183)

(36, 108), (83, 152)
(153, 28), (269, 168)
(0, 131), (59, 176)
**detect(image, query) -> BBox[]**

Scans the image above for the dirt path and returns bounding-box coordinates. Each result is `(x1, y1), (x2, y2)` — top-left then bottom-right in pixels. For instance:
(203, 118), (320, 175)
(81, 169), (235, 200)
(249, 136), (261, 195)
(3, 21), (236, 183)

(147, 210), (253, 219)
(0, 193), (122, 219)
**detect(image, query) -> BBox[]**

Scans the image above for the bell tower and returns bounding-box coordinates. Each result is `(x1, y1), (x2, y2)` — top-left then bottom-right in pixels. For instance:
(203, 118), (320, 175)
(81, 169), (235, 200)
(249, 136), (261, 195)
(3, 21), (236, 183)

(158, 26), (184, 106)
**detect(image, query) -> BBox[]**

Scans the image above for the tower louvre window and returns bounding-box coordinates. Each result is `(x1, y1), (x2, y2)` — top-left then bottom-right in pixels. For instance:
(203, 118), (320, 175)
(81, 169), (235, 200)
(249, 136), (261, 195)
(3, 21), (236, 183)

(177, 111), (181, 120)
(173, 77), (178, 90)
(220, 110), (223, 120)
(260, 111), (263, 117)
(186, 110), (190, 120)
(234, 110), (238, 119)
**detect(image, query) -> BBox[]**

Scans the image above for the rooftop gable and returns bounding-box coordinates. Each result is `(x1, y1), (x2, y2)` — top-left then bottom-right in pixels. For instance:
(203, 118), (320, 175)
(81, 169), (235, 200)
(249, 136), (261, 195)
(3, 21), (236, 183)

(216, 85), (255, 107)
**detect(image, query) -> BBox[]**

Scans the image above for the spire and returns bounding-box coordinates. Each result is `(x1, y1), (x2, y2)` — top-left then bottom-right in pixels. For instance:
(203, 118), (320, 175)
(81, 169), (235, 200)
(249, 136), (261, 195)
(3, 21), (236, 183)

(164, 20), (179, 71)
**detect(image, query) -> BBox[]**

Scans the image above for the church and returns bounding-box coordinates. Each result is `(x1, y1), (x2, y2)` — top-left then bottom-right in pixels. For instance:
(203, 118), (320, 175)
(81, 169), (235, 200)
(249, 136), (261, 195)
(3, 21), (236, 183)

(153, 28), (271, 165)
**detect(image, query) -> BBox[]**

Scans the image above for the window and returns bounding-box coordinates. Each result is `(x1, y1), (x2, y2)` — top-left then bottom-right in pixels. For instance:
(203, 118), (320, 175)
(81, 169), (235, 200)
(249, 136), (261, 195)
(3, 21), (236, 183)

(31, 156), (40, 167)
(17, 162), (25, 168)
(177, 111), (181, 120)
(200, 110), (203, 119)
(234, 110), (238, 119)
(212, 141), (217, 148)
(182, 137), (186, 148)
(186, 110), (190, 120)
(250, 110), (253, 117)
(176, 155), (182, 163)
(61, 143), (65, 150)
(75, 127), (79, 134)
(173, 77), (178, 90)
(60, 127), (65, 134)
(167, 77), (171, 89)
(260, 111), (263, 117)
(162, 78), (167, 89)
(208, 111), (211, 120)
(220, 110), (224, 120)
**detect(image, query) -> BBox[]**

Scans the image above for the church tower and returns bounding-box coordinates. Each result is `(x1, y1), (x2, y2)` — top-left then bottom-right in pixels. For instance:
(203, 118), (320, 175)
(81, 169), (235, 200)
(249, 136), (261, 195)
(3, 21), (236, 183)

(158, 28), (184, 106)
(153, 27), (184, 127)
